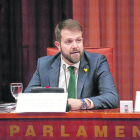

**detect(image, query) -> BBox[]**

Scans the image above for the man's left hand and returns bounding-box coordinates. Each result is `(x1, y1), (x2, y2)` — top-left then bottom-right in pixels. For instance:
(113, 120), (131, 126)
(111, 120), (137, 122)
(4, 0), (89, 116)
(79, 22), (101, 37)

(68, 98), (91, 111)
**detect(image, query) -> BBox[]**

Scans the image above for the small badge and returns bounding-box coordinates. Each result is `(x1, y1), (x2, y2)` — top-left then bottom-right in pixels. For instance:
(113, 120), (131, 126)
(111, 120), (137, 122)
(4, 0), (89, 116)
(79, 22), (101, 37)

(84, 68), (88, 72)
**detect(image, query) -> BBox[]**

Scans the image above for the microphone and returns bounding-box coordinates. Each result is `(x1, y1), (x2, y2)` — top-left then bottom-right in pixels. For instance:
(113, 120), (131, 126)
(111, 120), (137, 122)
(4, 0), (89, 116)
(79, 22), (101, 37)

(62, 64), (68, 92)
(62, 64), (71, 112)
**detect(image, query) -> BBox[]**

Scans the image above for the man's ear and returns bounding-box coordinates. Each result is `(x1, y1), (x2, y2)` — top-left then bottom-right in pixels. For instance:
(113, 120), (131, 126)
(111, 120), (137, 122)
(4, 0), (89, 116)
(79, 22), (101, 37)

(54, 41), (61, 51)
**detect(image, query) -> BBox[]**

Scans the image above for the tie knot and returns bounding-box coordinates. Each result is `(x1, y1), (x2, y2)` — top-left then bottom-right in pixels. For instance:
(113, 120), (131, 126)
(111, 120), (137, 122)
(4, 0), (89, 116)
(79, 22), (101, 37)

(68, 66), (75, 75)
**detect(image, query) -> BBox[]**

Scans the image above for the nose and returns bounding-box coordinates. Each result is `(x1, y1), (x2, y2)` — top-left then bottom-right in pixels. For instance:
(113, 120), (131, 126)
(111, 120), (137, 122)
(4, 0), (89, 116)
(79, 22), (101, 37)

(72, 40), (78, 49)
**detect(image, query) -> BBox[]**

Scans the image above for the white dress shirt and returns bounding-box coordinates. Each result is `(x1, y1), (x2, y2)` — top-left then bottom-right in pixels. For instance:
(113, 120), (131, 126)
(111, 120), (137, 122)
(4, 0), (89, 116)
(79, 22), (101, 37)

(58, 57), (80, 97)
(58, 57), (94, 109)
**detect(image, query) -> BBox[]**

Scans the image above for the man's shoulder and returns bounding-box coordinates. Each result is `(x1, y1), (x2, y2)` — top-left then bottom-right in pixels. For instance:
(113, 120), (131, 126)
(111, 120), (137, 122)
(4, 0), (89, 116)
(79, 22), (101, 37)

(84, 50), (105, 59)
(38, 52), (61, 62)
(37, 52), (61, 68)
(83, 50), (107, 66)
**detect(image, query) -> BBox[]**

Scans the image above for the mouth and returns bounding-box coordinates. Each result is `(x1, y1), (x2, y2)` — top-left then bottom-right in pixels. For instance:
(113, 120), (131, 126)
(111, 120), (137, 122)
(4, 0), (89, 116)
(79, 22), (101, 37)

(70, 51), (80, 55)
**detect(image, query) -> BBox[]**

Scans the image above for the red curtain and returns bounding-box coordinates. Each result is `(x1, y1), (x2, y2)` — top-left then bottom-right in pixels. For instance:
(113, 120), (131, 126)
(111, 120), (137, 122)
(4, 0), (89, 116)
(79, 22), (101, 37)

(22, 0), (73, 90)
(0, 0), (73, 102)
(73, 0), (140, 105)
(0, 0), (22, 102)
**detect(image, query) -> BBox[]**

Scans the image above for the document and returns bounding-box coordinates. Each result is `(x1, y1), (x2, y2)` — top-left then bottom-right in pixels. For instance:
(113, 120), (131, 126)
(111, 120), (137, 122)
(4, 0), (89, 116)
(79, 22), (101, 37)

(16, 93), (68, 112)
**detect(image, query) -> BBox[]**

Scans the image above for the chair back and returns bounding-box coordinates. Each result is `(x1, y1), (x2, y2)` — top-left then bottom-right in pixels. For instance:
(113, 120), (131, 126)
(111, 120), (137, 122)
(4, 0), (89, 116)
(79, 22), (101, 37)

(46, 47), (113, 75)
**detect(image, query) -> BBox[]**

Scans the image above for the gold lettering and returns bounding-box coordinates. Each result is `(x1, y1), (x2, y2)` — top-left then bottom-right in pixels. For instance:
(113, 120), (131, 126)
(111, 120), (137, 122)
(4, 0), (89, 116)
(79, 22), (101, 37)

(61, 125), (69, 137)
(25, 125), (36, 137)
(10, 125), (20, 136)
(115, 126), (125, 137)
(76, 125), (87, 137)
(95, 126), (107, 137)
(133, 126), (140, 137)
(43, 125), (53, 137)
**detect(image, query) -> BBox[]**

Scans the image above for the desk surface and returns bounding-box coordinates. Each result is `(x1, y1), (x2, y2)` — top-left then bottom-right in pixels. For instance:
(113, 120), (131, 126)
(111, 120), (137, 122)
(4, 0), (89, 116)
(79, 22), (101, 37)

(0, 108), (140, 119)
(0, 108), (140, 139)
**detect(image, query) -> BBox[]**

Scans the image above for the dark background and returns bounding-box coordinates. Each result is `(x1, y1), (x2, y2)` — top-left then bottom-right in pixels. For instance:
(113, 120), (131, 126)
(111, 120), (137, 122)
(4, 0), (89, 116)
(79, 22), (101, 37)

(0, 0), (73, 102)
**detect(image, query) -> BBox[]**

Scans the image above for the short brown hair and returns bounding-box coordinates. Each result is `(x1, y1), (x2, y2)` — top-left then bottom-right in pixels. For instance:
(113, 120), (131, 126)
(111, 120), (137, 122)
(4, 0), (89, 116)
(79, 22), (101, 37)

(55, 19), (82, 42)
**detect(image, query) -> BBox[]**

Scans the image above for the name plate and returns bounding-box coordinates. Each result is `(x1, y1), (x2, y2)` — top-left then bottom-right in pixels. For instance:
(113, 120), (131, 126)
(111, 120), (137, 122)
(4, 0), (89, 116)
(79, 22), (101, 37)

(16, 93), (68, 112)
(120, 100), (133, 113)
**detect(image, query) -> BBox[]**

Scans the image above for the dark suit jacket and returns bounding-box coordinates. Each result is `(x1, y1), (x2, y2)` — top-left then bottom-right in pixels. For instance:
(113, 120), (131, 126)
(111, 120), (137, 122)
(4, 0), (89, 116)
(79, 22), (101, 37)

(24, 51), (119, 109)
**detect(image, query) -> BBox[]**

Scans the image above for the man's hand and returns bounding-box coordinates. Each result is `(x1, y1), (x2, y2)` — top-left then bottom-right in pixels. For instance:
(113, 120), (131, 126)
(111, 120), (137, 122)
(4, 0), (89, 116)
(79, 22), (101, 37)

(68, 98), (92, 111)
(68, 98), (81, 110)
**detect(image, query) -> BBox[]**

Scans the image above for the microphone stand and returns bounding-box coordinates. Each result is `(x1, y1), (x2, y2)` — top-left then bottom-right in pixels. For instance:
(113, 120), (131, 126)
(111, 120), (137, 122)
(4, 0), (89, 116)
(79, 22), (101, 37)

(63, 64), (71, 112)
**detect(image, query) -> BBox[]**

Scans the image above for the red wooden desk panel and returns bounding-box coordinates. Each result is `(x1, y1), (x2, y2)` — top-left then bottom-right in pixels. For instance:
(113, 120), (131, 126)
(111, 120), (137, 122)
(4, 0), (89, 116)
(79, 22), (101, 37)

(0, 108), (140, 140)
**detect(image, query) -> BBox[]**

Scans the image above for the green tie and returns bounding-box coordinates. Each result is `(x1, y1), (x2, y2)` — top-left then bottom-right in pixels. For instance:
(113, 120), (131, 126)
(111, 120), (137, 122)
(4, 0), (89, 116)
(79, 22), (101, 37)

(68, 66), (76, 98)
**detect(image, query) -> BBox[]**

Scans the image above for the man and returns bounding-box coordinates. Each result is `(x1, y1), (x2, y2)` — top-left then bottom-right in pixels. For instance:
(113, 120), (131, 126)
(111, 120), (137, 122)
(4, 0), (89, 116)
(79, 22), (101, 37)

(24, 19), (119, 110)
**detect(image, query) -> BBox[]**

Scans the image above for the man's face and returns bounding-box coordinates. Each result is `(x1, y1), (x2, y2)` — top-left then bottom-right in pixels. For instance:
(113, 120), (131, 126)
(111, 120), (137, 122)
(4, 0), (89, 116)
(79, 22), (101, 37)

(55, 29), (84, 65)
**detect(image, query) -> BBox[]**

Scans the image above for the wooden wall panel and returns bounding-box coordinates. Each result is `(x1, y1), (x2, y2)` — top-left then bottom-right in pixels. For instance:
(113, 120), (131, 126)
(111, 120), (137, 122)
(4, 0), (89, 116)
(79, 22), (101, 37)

(105, 0), (117, 81)
(73, 0), (89, 47)
(116, 0), (133, 100)
(89, 0), (100, 48)
(133, 0), (140, 103)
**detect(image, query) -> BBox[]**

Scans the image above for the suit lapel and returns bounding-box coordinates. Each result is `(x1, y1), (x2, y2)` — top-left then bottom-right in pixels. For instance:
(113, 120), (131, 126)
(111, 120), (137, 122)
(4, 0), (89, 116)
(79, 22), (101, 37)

(48, 52), (89, 95)
(49, 55), (61, 87)
(77, 53), (89, 99)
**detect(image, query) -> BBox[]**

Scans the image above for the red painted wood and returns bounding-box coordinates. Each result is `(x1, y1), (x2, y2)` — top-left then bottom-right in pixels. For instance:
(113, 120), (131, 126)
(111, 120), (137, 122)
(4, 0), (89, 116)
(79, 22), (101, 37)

(0, 109), (140, 139)
(0, 108), (140, 119)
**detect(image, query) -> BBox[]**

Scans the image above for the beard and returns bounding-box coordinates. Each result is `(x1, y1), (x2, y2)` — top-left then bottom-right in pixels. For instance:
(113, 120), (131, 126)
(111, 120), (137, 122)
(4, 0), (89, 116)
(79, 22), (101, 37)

(61, 48), (84, 64)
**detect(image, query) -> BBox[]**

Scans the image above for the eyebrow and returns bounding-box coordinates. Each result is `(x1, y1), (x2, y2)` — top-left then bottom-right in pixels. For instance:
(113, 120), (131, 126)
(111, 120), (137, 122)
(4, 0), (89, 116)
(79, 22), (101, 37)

(65, 37), (82, 40)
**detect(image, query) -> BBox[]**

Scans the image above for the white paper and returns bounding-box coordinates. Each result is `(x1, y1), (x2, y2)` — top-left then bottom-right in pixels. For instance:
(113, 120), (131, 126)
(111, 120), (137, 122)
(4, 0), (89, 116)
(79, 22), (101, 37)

(16, 93), (68, 112)
(120, 100), (133, 113)
(135, 91), (140, 112)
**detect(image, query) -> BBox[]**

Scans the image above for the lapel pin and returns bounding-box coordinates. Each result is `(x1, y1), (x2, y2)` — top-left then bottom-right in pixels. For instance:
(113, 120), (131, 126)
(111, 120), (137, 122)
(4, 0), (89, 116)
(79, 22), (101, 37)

(84, 68), (88, 72)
